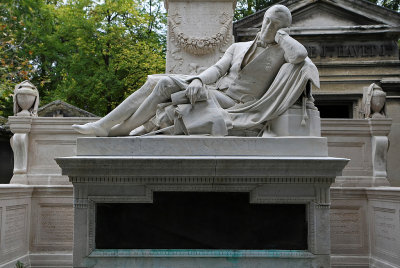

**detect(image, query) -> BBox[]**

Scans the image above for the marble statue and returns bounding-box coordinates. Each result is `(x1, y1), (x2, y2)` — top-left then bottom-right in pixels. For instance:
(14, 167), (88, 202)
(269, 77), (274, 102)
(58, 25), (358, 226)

(362, 83), (386, 119)
(13, 80), (39, 117)
(73, 5), (319, 137)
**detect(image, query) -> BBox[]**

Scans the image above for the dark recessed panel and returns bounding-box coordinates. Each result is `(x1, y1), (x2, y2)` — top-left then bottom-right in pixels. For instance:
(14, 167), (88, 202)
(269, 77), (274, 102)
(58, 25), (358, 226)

(317, 104), (352, 118)
(95, 192), (307, 250)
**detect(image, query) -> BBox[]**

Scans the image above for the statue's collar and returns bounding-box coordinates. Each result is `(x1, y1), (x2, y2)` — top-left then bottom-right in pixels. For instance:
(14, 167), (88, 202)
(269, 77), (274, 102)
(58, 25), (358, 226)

(255, 32), (277, 48)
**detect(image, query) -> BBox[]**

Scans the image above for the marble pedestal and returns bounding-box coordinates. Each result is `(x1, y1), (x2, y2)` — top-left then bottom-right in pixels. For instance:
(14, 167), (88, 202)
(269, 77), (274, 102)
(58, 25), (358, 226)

(56, 136), (348, 268)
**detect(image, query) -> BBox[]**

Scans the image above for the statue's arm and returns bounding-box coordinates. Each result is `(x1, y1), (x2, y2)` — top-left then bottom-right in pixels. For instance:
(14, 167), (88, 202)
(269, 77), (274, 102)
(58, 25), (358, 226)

(275, 30), (307, 64)
(193, 44), (235, 85)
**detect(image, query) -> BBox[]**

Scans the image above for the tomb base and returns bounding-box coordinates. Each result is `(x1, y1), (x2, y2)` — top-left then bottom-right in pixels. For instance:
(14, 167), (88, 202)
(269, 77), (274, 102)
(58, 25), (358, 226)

(56, 136), (348, 268)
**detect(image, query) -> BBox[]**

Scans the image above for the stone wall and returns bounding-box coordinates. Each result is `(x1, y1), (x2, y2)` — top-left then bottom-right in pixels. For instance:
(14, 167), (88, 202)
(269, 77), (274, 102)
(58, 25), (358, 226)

(0, 186), (31, 268)
(0, 117), (94, 268)
(0, 117), (398, 267)
(367, 188), (400, 268)
(331, 188), (400, 268)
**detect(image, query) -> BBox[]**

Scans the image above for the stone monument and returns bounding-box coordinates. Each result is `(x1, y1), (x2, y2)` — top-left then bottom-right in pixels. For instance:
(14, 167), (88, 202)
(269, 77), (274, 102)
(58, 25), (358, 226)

(72, 5), (315, 137)
(58, 4), (349, 268)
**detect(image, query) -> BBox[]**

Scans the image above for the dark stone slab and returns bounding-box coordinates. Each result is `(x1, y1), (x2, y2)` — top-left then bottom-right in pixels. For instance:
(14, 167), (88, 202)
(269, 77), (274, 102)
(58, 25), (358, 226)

(96, 192), (307, 250)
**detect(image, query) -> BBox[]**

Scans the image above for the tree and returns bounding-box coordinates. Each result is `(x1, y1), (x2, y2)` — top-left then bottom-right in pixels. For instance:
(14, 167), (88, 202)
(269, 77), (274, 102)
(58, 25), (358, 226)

(50, 0), (166, 115)
(0, 0), (166, 117)
(234, 0), (281, 20)
(234, 0), (399, 21)
(368, 0), (399, 11)
(0, 0), (38, 116)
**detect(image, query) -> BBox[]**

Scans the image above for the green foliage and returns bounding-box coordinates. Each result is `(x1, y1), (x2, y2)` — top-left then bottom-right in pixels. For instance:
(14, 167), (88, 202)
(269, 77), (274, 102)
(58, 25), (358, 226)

(234, 0), (400, 21)
(50, 0), (166, 115)
(234, 0), (281, 20)
(0, 0), (37, 116)
(15, 261), (26, 268)
(0, 0), (166, 117)
(368, 0), (399, 11)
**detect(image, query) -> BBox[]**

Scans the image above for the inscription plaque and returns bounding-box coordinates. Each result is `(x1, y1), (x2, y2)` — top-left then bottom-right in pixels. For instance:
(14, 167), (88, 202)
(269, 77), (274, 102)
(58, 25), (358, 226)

(40, 206), (73, 243)
(96, 192), (307, 250)
(303, 41), (397, 60)
(374, 208), (397, 254)
(330, 208), (362, 246)
(4, 205), (27, 252)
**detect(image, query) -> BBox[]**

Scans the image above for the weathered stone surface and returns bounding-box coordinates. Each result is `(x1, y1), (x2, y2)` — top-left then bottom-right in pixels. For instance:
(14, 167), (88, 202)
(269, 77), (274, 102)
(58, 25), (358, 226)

(38, 100), (97, 118)
(330, 187), (400, 268)
(57, 135), (348, 268)
(0, 185), (73, 268)
(77, 136), (328, 157)
(8, 116), (98, 185)
(367, 188), (400, 268)
(0, 186), (32, 267)
(322, 118), (391, 187)
(165, 0), (236, 74)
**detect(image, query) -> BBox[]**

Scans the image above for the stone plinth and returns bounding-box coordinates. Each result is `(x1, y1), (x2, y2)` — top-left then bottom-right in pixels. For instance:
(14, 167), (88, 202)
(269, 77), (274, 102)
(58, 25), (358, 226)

(57, 136), (348, 268)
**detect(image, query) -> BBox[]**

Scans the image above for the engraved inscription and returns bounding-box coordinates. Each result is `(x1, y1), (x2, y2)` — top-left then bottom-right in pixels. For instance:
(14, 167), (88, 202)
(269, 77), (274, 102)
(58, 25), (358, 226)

(330, 208), (362, 246)
(374, 208), (397, 254)
(303, 41), (397, 59)
(4, 205), (27, 252)
(40, 206), (73, 243)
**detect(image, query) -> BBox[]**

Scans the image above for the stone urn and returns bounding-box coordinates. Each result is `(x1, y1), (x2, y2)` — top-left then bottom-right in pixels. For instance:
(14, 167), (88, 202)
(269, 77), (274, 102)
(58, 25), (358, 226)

(14, 80), (39, 117)
(371, 87), (386, 118)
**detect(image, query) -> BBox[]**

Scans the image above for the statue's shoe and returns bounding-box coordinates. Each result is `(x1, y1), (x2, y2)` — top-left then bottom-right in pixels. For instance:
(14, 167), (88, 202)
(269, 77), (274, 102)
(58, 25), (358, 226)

(72, 122), (109, 137)
(129, 125), (147, 136)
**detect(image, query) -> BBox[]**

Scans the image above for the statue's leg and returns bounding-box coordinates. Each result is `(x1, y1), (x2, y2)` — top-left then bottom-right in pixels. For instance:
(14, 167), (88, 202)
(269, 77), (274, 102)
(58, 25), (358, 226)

(72, 75), (162, 136)
(209, 89), (237, 109)
(108, 77), (182, 136)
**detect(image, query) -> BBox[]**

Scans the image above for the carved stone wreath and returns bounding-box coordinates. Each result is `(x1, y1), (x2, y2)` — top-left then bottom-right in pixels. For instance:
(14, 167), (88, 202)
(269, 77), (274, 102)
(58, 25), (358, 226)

(169, 11), (232, 55)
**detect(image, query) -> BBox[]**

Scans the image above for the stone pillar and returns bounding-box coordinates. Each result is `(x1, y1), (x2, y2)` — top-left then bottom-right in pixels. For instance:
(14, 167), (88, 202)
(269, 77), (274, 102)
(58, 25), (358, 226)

(165, 0), (236, 74)
(368, 118), (391, 184)
(9, 117), (32, 184)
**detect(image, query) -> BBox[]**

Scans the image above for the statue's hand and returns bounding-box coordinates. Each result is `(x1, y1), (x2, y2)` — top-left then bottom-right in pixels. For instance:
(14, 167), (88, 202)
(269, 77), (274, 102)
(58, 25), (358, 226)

(275, 29), (288, 44)
(186, 78), (203, 105)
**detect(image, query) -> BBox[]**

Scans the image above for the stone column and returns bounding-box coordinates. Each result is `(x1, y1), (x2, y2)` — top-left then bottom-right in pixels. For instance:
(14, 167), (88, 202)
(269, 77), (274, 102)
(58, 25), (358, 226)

(9, 116), (32, 184)
(369, 119), (391, 179)
(165, 0), (236, 74)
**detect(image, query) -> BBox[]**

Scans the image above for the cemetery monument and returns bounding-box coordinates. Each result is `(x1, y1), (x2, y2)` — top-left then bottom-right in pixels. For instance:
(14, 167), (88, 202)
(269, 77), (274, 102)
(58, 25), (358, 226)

(58, 4), (348, 268)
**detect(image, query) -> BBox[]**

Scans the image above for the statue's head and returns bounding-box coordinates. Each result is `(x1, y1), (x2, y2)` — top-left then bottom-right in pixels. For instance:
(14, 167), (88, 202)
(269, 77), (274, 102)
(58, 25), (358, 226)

(260, 5), (292, 43)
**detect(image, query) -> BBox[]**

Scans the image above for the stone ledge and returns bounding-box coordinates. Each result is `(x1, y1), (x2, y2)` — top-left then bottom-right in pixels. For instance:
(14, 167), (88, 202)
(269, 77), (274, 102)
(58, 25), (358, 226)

(57, 156), (348, 179)
(76, 136), (328, 157)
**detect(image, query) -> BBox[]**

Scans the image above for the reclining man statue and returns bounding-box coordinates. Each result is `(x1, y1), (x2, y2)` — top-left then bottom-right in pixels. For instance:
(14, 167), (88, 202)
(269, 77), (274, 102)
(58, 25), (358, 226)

(73, 4), (319, 137)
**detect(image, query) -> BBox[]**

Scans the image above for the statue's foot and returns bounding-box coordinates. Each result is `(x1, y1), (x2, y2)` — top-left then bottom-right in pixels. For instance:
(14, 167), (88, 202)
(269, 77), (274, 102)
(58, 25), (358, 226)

(129, 125), (147, 136)
(72, 122), (109, 137)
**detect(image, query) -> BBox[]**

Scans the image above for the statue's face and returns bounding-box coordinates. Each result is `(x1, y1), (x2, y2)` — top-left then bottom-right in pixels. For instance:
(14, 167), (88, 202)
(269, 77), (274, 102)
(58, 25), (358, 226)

(260, 7), (286, 43)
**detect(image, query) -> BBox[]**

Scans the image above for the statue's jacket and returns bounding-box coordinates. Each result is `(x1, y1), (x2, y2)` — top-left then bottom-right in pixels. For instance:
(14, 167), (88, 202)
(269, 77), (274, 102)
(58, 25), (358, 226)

(196, 40), (286, 104)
